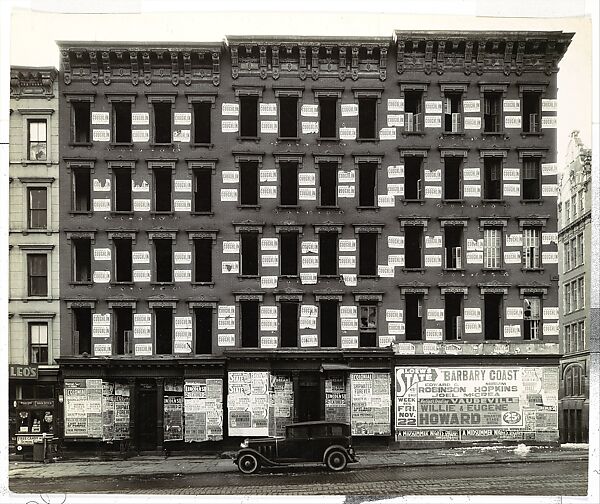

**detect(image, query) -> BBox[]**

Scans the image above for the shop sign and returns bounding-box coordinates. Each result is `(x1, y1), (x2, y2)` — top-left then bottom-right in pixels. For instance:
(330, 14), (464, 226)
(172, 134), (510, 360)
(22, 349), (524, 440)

(9, 364), (38, 379)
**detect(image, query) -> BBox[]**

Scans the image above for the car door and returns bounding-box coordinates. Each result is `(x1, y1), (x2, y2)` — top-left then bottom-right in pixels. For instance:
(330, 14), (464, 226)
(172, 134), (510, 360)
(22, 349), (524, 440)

(277, 425), (309, 462)
(307, 424), (330, 461)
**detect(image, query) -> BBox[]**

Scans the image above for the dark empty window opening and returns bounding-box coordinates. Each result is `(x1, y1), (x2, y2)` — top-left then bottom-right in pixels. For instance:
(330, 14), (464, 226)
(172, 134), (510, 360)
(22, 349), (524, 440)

(72, 168), (91, 212)
(194, 238), (212, 283)
(319, 232), (337, 276)
(484, 294), (502, 340)
(445, 294), (463, 341)
(483, 92), (502, 132)
(240, 161), (258, 206)
(319, 163), (337, 206)
(444, 226), (463, 269)
(483, 157), (502, 200)
(154, 168), (172, 212)
(404, 226), (423, 269)
(241, 301), (259, 348)
(154, 239), (173, 283)
(404, 91), (423, 132)
(155, 308), (173, 355)
(444, 93), (462, 133)
(73, 307), (92, 355)
(359, 163), (377, 207)
(193, 169), (211, 213)
(405, 294), (423, 341)
(153, 102), (172, 144)
(319, 98), (337, 139)
(240, 96), (258, 137)
(359, 233), (377, 276)
(279, 97), (298, 138)
(404, 157), (423, 200)
(114, 238), (132, 282)
(358, 98), (377, 140)
(281, 302), (299, 348)
(195, 307), (213, 354)
(240, 232), (259, 276)
(72, 102), (90, 143)
(114, 307), (133, 355)
(193, 102), (211, 143)
(522, 92), (540, 133)
(359, 304), (377, 347)
(113, 102), (132, 143)
(72, 238), (91, 282)
(523, 159), (541, 200)
(444, 157), (462, 200)
(280, 162), (298, 206)
(114, 168), (132, 212)
(280, 232), (299, 276)
(320, 300), (338, 347)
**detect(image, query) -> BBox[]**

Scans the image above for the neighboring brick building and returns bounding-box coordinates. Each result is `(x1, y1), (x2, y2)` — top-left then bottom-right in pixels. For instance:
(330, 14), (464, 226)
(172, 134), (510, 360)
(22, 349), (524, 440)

(56, 31), (571, 452)
(9, 66), (60, 450)
(558, 131), (591, 443)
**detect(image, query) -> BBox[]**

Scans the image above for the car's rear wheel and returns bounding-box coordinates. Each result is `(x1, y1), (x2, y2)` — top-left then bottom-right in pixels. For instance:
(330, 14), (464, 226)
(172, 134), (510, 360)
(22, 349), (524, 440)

(325, 449), (348, 471)
(238, 453), (260, 474)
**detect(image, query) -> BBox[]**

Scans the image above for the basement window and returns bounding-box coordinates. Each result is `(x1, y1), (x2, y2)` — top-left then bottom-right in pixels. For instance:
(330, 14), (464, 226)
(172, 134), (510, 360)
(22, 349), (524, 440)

(241, 300), (259, 348)
(114, 308), (133, 355)
(193, 169), (212, 213)
(72, 238), (91, 283)
(444, 294), (463, 341)
(280, 301), (299, 348)
(279, 97), (298, 138)
(154, 168), (172, 212)
(72, 168), (91, 212)
(240, 96), (258, 138)
(193, 102), (211, 144)
(483, 93), (502, 133)
(113, 102), (132, 143)
(72, 102), (90, 143)
(444, 226), (463, 269)
(404, 226), (423, 269)
(522, 92), (540, 133)
(240, 161), (258, 206)
(358, 162), (377, 207)
(319, 232), (338, 276)
(484, 294), (502, 340)
(280, 232), (299, 276)
(195, 307), (213, 354)
(319, 162), (337, 207)
(114, 238), (132, 282)
(73, 307), (92, 355)
(483, 157), (502, 200)
(113, 168), (132, 212)
(358, 98), (377, 140)
(240, 231), (259, 276)
(404, 157), (423, 200)
(153, 102), (172, 144)
(522, 159), (541, 200)
(444, 157), (462, 200)
(405, 294), (423, 341)
(319, 98), (337, 139)
(194, 238), (212, 283)
(404, 91), (423, 132)
(280, 162), (298, 206)
(359, 233), (377, 276)
(444, 93), (462, 133)
(155, 308), (173, 354)
(320, 300), (338, 347)
(154, 239), (173, 283)
(359, 304), (377, 347)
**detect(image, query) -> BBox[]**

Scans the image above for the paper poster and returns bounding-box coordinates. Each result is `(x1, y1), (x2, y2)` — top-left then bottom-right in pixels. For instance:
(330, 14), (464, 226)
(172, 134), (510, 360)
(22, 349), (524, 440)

(260, 186), (277, 199)
(298, 173), (316, 186)
(217, 334), (235, 347)
(301, 334), (318, 347)
(92, 112), (109, 124)
(387, 183), (404, 196)
(424, 255), (442, 267)
(261, 255), (279, 267)
(387, 99), (404, 111)
(93, 248), (111, 261)
(260, 169), (277, 182)
(93, 199), (111, 211)
(185, 379), (224, 442)
(261, 276), (278, 289)
(174, 179), (192, 192)
(228, 372), (269, 437)
(503, 184), (521, 197)
(425, 236), (442, 249)
(541, 163), (558, 176)
(378, 195), (395, 207)
(339, 239), (356, 252)
(301, 104), (318, 116)
(131, 112), (149, 125)
(300, 273), (317, 284)
(464, 184), (481, 198)
(93, 271), (110, 283)
(542, 99), (558, 112)
(379, 128), (397, 140)
(133, 199), (151, 211)
(338, 170), (355, 183)
(174, 199), (191, 211)
(503, 168), (520, 181)
(135, 343), (152, 355)
(338, 256), (356, 269)
(132, 180), (149, 192)
(302, 122), (319, 134)
(424, 186), (442, 199)
(223, 241), (240, 254)
(503, 99), (521, 112)
(131, 251), (150, 264)
(174, 113), (192, 125)
(93, 178), (111, 192)
(133, 270), (151, 282)
(260, 121), (278, 134)
(340, 318), (358, 331)
(378, 265), (394, 277)
(221, 120), (239, 132)
(463, 100), (481, 113)
(260, 306), (278, 319)
(388, 236), (404, 248)
(342, 274), (357, 286)
(386, 309), (403, 322)
(220, 189), (238, 202)
(93, 129), (110, 142)
(341, 336), (359, 349)
(506, 307), (524, 319)
(505, 116), (522, 129)
(424, 116), (442, 128)
(222, 103), (239, 115)
(339, 127), (357, 140)
(350, 373), (391, 436)
(338, 185), (355, 198)
(543, 307), (559, 320)
(174, 251), (192, 264)
(299, 187), (316, 200)
(463, 168), (480, 181)
(260, 103), (277, 116)
(387, 115), (404, 127)
(542, 184), (559, 197)
(388, 165), (404, 178)
(465, 320), (482, 334)
(340, 306), (357, 319)
(221, 261), (239, 273)
(463, 308), (481, 320)
(464, 117), (481, 129)
(341, 104), (359, 116)
(504, 251), (521, 264)
(427, 309), (445, 321)
(132, 130), (150, 142)
(542, 116), (557, 129)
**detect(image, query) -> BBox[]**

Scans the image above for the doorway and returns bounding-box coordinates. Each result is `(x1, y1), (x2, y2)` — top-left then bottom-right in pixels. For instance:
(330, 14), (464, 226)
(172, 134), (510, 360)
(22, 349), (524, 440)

(136, 384), (157, 450)
(297, 373), (321, 422)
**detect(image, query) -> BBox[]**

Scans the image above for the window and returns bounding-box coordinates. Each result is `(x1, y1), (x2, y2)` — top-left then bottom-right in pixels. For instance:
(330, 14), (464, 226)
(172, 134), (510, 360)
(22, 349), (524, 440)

(154, 239), (173, 283)
(570, 238), (577, 270)
(29, 323), (48, 364)
(523, 228), (541, 269)
(404, 226), (423, 269)
(564, 366), (583, 397)
(444, 94), (462, 133)
(193, 102), (211, 144)
(358, 98), (377, 140)
(194, 238), (212, 283)
(72, 168), (91, 212)
(280, 162), (298, 206)
(27, 254), (47, 297)
(523, 159), (541, 200)
(443, 157), (462, 200)
(523, 297), (541, 340)
(72, 101), (90, 143)
(195, 307), (213, 354)
(319, 98), (337, 139)
(358, 162), (377, 207)
(154, 168), (172, 212)
(240, 96), (258, 138)
(319, 162), (337, 207)
(483, 157), (502, 200)
(564, 199), (571, 224)
(72, 238), (91, 283)
(153, 102), (172, 144)
(579, 321), (586, 351)
(444, 226), (463, 269)
(359, 304), (377, 347)
(484, 294), (502, 340)
(319, 232), (338, 276)
(240, 232), (259, 276)
(193, 168), (212, 213)
(279, 97), (298, 138)
(320, 300), (338, 347)
(240, 161), (258, 206)
(114, 308), (133, 355)
(358, 233), (377, 276)
(578, 190), (585, 215)
(571, 194), (578, 218)
(522, 92), (540, 133)
(28, 120), (47, 161)
(155, 308), (173, 354)
(404, 157), (423, 200)
(113, 102), (132, 143)
(241, 300), (259, 348)
(27, 188), (47, 229)
(578, 277), (585, 309)
(564, 242), (571, 271)
(483, 92), (501, 132)
(577, 233), (584, 266)
(564, 277), (585, 314)
(445, 294), (463, 341)
(484, 228), (502, 269)
(280, 232), (298, 276)
(113, 168), (132, 212)
(280, 301), (299, 347)
(72, 307), (92, 355)
(114, 239), (132, 283)
(404, 91), (423, 132)
(564, 325), (571, 353)
(405, 294), (423, 341)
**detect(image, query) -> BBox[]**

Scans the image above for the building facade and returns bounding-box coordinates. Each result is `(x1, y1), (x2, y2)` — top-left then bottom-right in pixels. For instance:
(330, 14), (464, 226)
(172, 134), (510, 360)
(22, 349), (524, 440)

(558, 131), (591, 443)
(9, 67), (61, 449)
(57, 31), (571, 451)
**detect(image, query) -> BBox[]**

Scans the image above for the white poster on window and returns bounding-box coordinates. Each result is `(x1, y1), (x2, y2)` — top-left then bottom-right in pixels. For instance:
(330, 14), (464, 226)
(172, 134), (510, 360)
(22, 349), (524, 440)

(217, 334), (235, 347)
(93, 129), (110, 142)
(542, 233), (558, 245)
(463, 307), (481, 320)
(260, 318), (278, 332)
(425, 169), (442, 182)
(427, 309), (445, 321)
(387, 184), (404, 196)
(261, 336), (278, 349)
(338, 186), (355, 198)
(466, 251), (483, 264)
(388, 254), (404, 267)
(426, 329), (443, 341)
(218, 317), (235, 330)
(386, 309), (403, 322)
(300, 335), (319, 347)
(261, 255), (279, 268)
(541, 163), (558, 176)
(93, 271), (110, 283)
(338, 256), (356, 269)
(301, 256), (319, 269)
(174, 199), (191, 211)
(261, 276), (278, 289)
(340, 306), (357, 319)
(174, 252), (192, 264)
(542, 116), (557, 129)
(222, 241), (240, 254)
(92, 112), (109, 124)
(134, 326), (151, 338)
(543, 307), (559, 320)
(301, 241), (318, 254)
(260, 238), (278, 251)
(174, 270), (191, 282)
(425, 101), (443, 114)
(341, 336), (358, 349)
(377, 265), (394, 277)
(506, 307), (524, 319)
(542, 184), (559, 197)
(299, 316), (317, 329)
(543, 323), (559, 336)
(504, 251), (521, 264)
(425, 236), (442, 249)
(260, 186), (277, 199)
(174, 113), (191, 125)
(465, 321), (482, 334)
(503, 325), (521, 338)
(340, 318), (358, 332)
(542, 251), (559, 264)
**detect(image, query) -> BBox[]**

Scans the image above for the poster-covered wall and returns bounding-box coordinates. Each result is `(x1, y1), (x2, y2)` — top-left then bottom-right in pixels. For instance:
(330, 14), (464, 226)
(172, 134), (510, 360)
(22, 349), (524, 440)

(325, 375), (349, 423)
(350, 373), (391, 436)
(102, 382), (130, 441)
(270, 375), (294, 437)
(228, 371), (270, 437)
(395, 366), (559, 442)
(184, 378), (224, 442)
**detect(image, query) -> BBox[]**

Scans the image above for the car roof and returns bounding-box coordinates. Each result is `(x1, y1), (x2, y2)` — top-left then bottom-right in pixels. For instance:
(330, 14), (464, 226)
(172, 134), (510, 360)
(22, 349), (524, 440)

(286, 421), (350, 428)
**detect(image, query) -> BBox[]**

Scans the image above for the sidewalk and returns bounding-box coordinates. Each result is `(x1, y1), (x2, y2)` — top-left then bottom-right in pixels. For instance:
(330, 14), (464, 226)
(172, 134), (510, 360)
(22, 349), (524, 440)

(8, 444), (589, 480)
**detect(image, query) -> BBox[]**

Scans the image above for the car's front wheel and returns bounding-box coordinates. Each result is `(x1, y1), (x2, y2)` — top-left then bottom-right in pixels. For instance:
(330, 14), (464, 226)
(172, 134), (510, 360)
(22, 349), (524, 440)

(325, 449), (348, 471)
(238, 453), (260, 474)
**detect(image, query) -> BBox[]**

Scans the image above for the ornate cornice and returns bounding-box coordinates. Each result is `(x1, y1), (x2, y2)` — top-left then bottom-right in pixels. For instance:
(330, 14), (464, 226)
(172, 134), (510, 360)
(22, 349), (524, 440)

(10, 67), (57, 100)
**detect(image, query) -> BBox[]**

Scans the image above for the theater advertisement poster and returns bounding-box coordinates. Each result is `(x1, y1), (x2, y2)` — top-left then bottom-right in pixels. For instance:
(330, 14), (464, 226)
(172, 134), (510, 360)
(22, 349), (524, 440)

(350, 372), (391, 436)
(395, 366), (559, 442)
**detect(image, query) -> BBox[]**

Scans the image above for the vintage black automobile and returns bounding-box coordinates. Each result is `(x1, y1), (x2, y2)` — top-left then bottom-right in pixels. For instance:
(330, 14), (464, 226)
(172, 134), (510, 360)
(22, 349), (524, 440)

(233, 421), (358, 474)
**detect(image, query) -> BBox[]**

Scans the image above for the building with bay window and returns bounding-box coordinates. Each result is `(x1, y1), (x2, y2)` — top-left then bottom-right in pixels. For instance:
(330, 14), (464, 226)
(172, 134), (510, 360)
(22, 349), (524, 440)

(56, 31), (571, 452)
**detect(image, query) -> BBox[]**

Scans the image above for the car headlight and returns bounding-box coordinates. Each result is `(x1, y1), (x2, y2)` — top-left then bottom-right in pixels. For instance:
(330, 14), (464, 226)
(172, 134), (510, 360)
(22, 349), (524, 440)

(240, 438), (249, 448)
